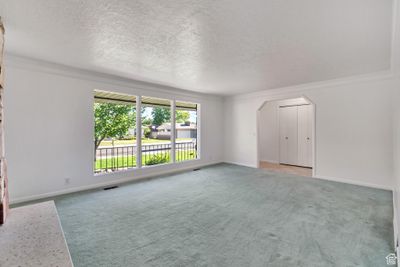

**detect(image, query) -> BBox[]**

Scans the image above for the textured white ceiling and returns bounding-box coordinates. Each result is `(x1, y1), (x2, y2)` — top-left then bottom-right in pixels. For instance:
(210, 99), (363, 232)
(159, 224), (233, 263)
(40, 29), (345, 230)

(0, 0), (393, 95)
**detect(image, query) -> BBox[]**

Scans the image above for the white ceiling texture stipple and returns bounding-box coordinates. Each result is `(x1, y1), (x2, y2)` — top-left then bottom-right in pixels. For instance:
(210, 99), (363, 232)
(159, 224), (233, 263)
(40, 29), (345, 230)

(0, 0), (393, 95)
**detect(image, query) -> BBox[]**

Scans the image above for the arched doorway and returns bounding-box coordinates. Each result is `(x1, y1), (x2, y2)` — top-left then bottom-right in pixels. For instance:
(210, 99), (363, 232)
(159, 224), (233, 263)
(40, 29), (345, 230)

(256, 96), (316, 177)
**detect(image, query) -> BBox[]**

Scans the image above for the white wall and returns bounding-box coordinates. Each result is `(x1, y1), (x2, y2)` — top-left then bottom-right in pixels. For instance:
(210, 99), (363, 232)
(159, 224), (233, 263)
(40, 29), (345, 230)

(3, 54), (399, 202)
(224, 75), (397, 189)
(4, 56), (224, 203)
(258, 102), (279, 162)
(394, 86), (400, 188)
(392, 79), (400, 247)
(258, 97), (309, 163)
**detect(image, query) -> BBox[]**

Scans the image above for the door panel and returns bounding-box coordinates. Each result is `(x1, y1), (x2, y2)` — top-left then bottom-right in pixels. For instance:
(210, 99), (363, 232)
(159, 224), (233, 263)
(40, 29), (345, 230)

(297, 105), (312, 167)
(279, 106), (298, 165)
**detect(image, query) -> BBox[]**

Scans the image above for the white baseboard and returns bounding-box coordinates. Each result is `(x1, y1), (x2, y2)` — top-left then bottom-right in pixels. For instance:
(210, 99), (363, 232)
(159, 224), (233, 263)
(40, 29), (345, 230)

(224, 161), (392, 191)
(12, 161), (393, 204)
(10, 161), (222, 205)
(313, 175), (393, 191)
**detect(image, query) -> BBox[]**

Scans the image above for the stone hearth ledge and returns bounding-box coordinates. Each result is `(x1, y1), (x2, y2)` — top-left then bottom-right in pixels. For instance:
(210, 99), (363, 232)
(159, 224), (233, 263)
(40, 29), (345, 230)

(0, 201), (73, 267)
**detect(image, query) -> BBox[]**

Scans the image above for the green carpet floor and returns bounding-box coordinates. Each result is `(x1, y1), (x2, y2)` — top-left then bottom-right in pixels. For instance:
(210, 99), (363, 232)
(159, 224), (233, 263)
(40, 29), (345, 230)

(55, 164), (394, 267)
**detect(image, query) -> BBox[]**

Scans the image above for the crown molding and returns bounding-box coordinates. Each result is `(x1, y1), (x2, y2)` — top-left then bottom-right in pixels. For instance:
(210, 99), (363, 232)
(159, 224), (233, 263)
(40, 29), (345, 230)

(4, 53), (223, 102)
(6, 52), (396, 103)
(225, 70), (397, 102)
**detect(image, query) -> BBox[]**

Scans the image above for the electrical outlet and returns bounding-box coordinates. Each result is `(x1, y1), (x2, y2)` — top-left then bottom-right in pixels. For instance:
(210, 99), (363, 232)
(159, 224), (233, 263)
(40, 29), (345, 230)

(64, 178), (70, 185)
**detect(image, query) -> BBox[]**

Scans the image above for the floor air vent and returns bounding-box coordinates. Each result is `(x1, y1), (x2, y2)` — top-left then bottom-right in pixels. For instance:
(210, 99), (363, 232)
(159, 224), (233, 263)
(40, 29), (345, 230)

(104, 186), (119, 190)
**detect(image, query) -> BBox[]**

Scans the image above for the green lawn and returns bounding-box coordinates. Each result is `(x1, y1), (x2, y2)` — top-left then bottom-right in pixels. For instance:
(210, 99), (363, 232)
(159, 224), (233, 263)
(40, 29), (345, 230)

(99, 138), (192, 147)
(95, 150), (197, 172)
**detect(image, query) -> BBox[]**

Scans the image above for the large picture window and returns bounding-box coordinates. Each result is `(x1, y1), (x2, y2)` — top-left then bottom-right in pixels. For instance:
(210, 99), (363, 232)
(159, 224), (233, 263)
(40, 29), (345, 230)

(140, 97), (172, 166)
(94, 90), (137, 173)
(93, 90), (200, 174)
(175, 101), (198, 162)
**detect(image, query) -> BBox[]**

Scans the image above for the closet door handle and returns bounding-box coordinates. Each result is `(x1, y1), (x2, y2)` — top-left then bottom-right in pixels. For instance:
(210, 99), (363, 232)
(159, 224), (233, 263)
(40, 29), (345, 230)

(307, 137), (310, 140)
(285, 137), (288, 140)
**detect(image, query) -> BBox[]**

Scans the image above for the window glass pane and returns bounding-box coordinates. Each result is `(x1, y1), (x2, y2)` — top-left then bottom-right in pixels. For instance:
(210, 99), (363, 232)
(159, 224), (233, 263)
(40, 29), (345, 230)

(141, 97), (172, 166)
(175, 102), (198, 162)
(94, 90), (137, 173)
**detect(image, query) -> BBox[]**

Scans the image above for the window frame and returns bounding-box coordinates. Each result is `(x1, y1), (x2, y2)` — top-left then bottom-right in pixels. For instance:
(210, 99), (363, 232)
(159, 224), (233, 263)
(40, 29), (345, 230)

(174, 100), (200, 163)
(93, 91), (201, 176)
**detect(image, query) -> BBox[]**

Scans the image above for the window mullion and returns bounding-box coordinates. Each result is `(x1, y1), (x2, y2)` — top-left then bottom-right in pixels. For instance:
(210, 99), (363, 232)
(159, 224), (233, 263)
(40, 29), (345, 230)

(171, 99), (176, 163)
(136, 96), (142, 168)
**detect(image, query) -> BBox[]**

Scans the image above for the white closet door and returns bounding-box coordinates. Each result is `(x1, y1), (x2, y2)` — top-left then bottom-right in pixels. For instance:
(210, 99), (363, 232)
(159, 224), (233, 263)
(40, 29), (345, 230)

(279, 106), (298, 165)
(297, 105), (312, 167)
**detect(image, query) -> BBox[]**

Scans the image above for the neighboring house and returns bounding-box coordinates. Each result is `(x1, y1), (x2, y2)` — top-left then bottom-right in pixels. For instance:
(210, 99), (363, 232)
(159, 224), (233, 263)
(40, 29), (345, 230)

(127, 128), (143, 137)
(151, 122), (197, 140)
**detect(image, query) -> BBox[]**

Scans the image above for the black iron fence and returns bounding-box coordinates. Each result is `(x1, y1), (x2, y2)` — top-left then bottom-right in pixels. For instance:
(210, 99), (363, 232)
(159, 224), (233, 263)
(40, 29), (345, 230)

(95, 141), (197, 173)
(142, 143), (172, 166)
(95, 145), (136, 173)
(175, 141), (197, 162)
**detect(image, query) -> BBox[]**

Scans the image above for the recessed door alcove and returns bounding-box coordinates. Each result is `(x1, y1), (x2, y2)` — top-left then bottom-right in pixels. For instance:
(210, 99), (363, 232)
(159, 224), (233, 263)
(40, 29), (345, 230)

(257, 96), (315, 177)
